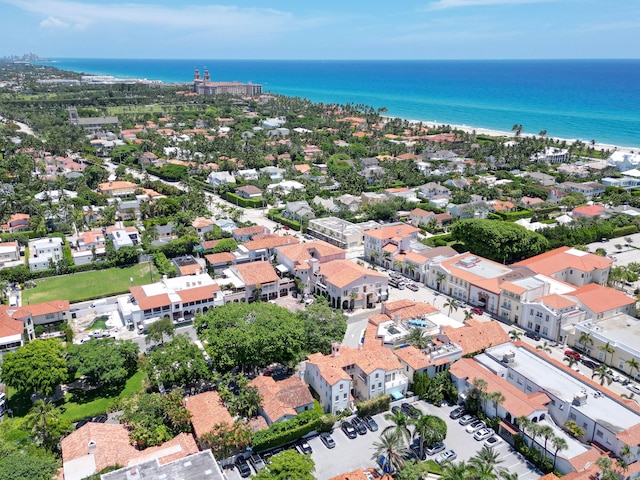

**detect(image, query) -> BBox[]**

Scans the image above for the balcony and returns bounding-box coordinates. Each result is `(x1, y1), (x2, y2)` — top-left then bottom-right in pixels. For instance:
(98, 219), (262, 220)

(385, 373), (409, 392)
(501, 303), (512, 311)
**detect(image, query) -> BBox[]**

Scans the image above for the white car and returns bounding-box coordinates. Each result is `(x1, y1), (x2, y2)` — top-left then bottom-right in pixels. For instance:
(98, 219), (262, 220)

(466, 420), (486, 433)
(474, 427), (494, 441)
(435, 449), (457, 465)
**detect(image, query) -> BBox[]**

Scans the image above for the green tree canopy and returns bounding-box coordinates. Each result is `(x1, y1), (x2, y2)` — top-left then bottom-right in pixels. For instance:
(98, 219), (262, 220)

(451, 218), (549, 263)
(145, 334), (210, 390)
(66, 338), (139, 389)
(145, 316), (175, 345)
(213, 238), (238, 253)
(253, 449), (315, 480)
(0, 452), (59, 480)
(195, 302), (304, 373)
(295, 297), (347, 355)
(0, 339), (67, 397)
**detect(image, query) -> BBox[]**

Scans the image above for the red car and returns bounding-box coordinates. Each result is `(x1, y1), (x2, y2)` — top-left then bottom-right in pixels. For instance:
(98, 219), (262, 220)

(565, 350), (580, 360)
(470, 307), (483, 316)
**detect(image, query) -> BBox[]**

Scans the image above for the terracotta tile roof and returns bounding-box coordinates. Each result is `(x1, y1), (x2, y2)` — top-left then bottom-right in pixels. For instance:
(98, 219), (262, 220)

(98, 180), (137, 192)
(330, 469), (393, 480)
(440, 320), (511, 355)
(294, 164), (311, 173)
(514, 246), (613, 276)
(363, 224), (419, 240)
(276, 240), (346, 271)
(179, 263), (202, 276)
(249, 376), (313, 424)
(232, 225), (267, 237)
(308, 344), (403, 379)
(382, 244), (397, 253)
(566, 447), (602, 472)
(568, 283), (635, 313)
(61, 423), (198, 475)
(410, 207), (434, 217)
(572, 204), (605, 217)
(236, 185), (262, 195)
(0, 308), (25, 338)
(248, 416), (269, 432)
(418, 246), (459, 260)
(450, 358), (549, 418)
(201, 239), (221, 250)
(499, 281), (528, 295)
(192, 216), (214, 229)
(393, 251), (429, 265)
(233, 261), (279, 286)
(538, 294), (576, 309)
(393, 345), (432, 371)
(243, 235), (299, 252)
(307, 353), (352, 386)
(129, 286), (171, 311)
(318, 259), (387, 289)
(204, 252), (236, 266)
(13, 300), (69, 318)
(177, 284), (221, 303)
(185, 391), (233, 438)
(381, 299), (437, 321)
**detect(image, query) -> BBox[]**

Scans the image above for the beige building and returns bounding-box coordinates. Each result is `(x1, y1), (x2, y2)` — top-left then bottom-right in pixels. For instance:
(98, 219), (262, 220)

(307, 217), (379, 249)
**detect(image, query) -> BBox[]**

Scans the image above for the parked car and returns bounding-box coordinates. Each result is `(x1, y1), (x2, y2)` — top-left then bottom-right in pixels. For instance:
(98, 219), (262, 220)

(249, 454), (266, 472)
(406, 283), (419, 292)
(426, 441), (446, 456)
(351, 417), (368, 435)
(401, 402), (420, 418)
(458, 414), (476, 425)
(341, 420), (357, 439)
(75, 417), (92, 430)
(235, 457), (252, 478)
(92, 414), (108, 423)
(449, 406), (466, 419)
(565, 349), (581, 360)
(319, 432), (336, 449)
(581, 358), (599, 369)
(363, 415), (379, 431)
(485, 436), (500, 448)
(474, 428), (494, 441)
(298, 440), (313, 454)
(470, 307), (483, 315)
(391, 405), (401, 416)
(435, 449), (457, 465)
(466, 420), (486, 433)
(524, 330), (541, 341)
(627, 384), (640, 395)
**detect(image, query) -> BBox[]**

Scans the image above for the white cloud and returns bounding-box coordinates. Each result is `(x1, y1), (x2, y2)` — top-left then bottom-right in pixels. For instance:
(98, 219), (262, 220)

(39, 16), (70, 29)
(3, 0), (322, 35)
(425, 0), (555, 10)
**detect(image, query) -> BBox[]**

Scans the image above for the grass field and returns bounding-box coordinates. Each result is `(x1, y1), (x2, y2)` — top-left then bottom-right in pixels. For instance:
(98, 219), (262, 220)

(22, 263), (157, 304)
(59, 371), (145, 422)
(105, 104), (196, 115)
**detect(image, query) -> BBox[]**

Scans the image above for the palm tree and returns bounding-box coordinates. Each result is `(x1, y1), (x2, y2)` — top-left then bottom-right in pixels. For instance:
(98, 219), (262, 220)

(536, 341), (552, 353)
(436, 272), (446, 292)
(403, 327), (431, 350)
(444, 297), (459, 316)
(592, 363), (613, 386)
(393, 260), (403, 272)
(499, 471), (520, 480)
(563, 355), (578, 369)
(564, 420), (585, 439)
(371, 431), (409, 474)
(578, 331), (593, 352)
(550, 435), (568, 470)
(488, 391), (505, 417)
(27, 399), (67, 451)
(538, 424), (555, 456)
(383, 409), (412, 444)
(463, 310), (474, 321)
(626, 358), (640, 382)
(508, 329), (522, 341)
(598, 341), (616, 366)
(474, 445), (503, 470)
(410, 413), (447, 459)
(440, 461), (468, 480)
(467, 459), (498, 480)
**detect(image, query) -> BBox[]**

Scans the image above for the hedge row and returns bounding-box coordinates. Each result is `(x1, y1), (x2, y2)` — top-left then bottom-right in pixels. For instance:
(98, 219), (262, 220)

(356, 395), (391, 417)
(223, 192), (263, 209)
(266, 210), (305, 232)
(494, 209), (533, 221)
(251, 401), (325, 451)
(613, 225), (639, 237)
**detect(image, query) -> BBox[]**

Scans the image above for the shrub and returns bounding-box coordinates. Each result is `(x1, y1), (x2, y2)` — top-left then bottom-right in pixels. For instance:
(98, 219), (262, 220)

(251, 401), (324, 451)
(356, 395), (391, 417)
(223, 192), (263, 209)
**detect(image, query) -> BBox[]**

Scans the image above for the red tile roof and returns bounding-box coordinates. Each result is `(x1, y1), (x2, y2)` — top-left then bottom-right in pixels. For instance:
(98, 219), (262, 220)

(568, 283), (635, 314)
(514, 246), (613, 276)
(233, 261), (279, 286)
(364, 224), (419, 240)
(249, 376), (314, 424)
(0, 309), (25, 338)
(185, 391), (233, 439)
(12, 300), (69, 318)
(439, 319), (511, 355)
(242, 235), (299, 252)
(204, 252), (236, 266)
(318, 259), (387, 289)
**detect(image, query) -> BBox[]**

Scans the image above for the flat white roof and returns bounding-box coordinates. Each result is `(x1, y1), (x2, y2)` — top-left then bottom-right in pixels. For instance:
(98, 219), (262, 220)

(482, 343), (640, 434)
(141, 272), (215, 297)
(575, 314), (640, 359)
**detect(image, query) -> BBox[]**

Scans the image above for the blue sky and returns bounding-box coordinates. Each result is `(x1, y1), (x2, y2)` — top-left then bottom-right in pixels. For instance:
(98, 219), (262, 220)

(1, 0), (639, 59)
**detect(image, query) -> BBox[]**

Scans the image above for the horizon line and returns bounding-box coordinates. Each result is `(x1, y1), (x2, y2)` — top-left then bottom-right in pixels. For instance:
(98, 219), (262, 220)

(28, 57), (640, 62)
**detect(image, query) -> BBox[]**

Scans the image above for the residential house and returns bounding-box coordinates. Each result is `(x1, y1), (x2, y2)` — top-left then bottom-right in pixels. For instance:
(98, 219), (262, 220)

(0, 242), (20, 268)
(572, 204), (606, 219)
(224, 261), (291, 302)
(311, 258), (388, 309)
(385, 187), (418, 203)
(275, 240), (346, 286)
(213, 218), (237, 234)
(6, 300), (69, 331)
(608, 151), (640, 171)
(126, 272), (224, 328)
(359, 166), (385, 184)
(360, 191), (387, 206)
(240, 234), (299, 261)
(192, 217), (214, 237)
(204, 252), (237, 273)
(207, 171), (236, 188)
(444, 178), (472, 189)
(363, 223), (420, 266)
(283, 201), (315, 222)
(1, 213), (30, 233)
(409, 208), (436, 227)
(171, 255), (203, 276)
(489, 200), (517, 213)
(260, 166), (285, 182)
(97, 181), (137, 197)
(101, 451), (224, 480)
(558, 181), (606, 200)
(236, 168), (259, 181)
(437, 319), (511, 356)
(249, 376), (314, 425)
(267, 180), (305, 194)
(34, 189), (78, 204)
(530, 147), (570, 163)
(308, 217), (379, 249)
(447, 201), (491, 219)
(184, 391), (233, 441)
(232, 225), (270, 242)
(61, 423), (198, 480)
(0, 308), (29, 361)
(138, 151), (159, 167)
(235, 185), (262, 200)
(313, 195), (339, 213)
(417, 182), (451, 199)
(306, 342), (408, 414)
(28, 237), (63, 272)
(335, 194), (362, 212)
(514, 246), (613, 287)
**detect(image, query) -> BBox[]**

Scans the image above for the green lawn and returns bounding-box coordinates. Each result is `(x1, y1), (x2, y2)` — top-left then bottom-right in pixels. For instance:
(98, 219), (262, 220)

(89, 316), (109, 330)
(59, 371), (145, 422)
(22, 263), (157, 304)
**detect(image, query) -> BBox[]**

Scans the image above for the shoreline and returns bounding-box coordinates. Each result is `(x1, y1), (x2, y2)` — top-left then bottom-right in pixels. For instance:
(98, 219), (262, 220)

(33, 61), (640, 154)
(398, 118), (639, 155)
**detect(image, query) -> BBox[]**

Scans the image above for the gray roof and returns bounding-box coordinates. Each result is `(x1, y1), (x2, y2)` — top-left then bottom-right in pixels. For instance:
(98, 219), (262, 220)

(101, 450), (224, 480)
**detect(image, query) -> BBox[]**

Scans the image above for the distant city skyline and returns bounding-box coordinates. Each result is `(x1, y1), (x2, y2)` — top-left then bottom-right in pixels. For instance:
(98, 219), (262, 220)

(1, 0), (639, 60)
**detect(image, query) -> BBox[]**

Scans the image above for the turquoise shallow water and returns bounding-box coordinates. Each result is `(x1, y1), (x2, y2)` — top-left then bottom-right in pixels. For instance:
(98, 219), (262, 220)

(45, 58), (640, 147)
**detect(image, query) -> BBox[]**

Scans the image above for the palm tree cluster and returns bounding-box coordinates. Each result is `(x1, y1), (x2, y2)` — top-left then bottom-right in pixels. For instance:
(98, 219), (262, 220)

(439, 446), (516, 480)
(516, 416), (568, 472)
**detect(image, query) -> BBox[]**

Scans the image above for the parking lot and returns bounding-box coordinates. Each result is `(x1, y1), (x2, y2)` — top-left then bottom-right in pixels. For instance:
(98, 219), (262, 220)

(224, 401), (542, 480)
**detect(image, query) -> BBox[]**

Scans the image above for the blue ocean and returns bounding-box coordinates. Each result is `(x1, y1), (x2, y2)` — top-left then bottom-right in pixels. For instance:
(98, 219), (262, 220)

(45, 59), (640, 148)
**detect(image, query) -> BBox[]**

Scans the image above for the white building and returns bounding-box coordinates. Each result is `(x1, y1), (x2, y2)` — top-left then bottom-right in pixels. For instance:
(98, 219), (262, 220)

(28, 237), (64, 272)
